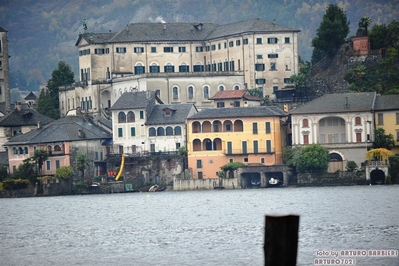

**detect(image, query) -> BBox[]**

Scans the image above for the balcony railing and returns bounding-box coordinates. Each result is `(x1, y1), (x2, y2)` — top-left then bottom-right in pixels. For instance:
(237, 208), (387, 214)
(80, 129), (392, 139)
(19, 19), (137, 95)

(223, 148), (275, 155)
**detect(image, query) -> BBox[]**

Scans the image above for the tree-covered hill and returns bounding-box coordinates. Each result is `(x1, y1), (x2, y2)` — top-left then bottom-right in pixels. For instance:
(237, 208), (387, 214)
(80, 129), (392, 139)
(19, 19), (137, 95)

(1, 0), (398, 91)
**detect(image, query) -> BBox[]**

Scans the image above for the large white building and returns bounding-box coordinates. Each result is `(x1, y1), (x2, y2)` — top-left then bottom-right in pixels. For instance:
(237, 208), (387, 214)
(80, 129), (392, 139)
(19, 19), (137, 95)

(61, 18), (299, 119)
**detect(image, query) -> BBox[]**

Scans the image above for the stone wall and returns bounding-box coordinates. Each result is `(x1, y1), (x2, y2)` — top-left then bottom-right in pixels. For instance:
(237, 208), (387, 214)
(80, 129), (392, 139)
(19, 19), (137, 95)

(174, 177), (239, 191)
(297, 171), (368, 186)
(0, 187), (36, 198)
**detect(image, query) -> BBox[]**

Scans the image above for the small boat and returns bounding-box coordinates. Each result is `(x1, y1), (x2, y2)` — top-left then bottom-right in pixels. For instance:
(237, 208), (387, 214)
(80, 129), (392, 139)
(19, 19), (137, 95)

(269, 177), (280, 185)
(251, 178), (260, 187)
(155, 186), (166, 192)
(149, 185), (159, 192)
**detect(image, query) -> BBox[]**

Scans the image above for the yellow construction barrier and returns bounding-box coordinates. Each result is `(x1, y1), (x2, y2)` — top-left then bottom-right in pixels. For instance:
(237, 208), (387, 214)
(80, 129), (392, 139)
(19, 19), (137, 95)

(115, 153), (125, 181)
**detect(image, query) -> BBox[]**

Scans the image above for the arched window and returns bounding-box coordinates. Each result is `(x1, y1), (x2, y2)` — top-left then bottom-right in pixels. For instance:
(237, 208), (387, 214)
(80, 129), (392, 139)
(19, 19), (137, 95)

(54, 145), (61, 151)
(19, 147), (23, 155)
(24, 147), (29, 155)
(355, 116), (361, 125)
(157, 127), (165, 136)
(234, 85), (240, 90)
(12, 147), (17, 155)
(173, 86), (179, 100)
(188, 86), (194, 99)
(219, 85), (225, 91)
(149, 127), (156, 136)
(203, 86), (209, 99)
(118, 112), (126, 123)
(302, 118), (309, 128)
(166, 126), (174, 135)
(174, 126), (182, 135)
(127, 111), (135, 122)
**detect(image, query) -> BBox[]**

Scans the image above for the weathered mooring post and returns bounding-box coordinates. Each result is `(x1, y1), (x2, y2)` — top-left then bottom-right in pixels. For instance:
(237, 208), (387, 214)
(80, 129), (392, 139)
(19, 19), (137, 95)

(264, 214), (300, 266)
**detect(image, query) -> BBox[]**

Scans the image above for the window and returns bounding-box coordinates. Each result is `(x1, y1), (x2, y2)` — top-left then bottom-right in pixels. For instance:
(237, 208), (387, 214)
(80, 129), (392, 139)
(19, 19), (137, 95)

(218, 62), (223, 71)
(176, 143), (181, 149)
(270, 63), (276, 70)
(157, 127), (165, 136)
(244, 158), (248, 163)
(268, 54), (278, 58)
(267, 38), (278, 44)
(134, 47), (144, 53)
(234, 101), (240, 107)
(195, 46), (203, 52)
(303, 119), (309, 128)
(46, 161), (51, 171)
(266, 140), (272, 153)
(131, 127), (136, 136)
(378, 113), (384, 125)
(116, 47), (126, 53)
(149, 127), (156, 136)
(224, 42), (227, 48)
(217, 102), (225, 108)
(197, 160), (203, 168)
(179, 64), (189, 72)
(135, 64), (145, 74)
(166, 127), (173, 135)
(253, 123), (258, 134)
(219, 85), (225, 91)
(261, 158), (265, 164)
(303, 135), (309, 144)
(355, 116), (361, 125)
(174, 126), (182, 135)
(149, 65), (160, 73)
(242, 141), (247, 154)
(224, 61), (229, 71)
(24, 147), (29, 154)
(236, 40), (241, 46)
(243, 38), (248, 45)
(164, 64), (175, 73)
(255, 63), (265, 71)
(127, 111), (135, 122)
(118, 128), (123, 137)
(256, 79), (266, 85)
(198, 172), (203, 179)
(396, 113), (399, 124)
(95, 48), (107, 54)
(151, 47), (156, 53)
(150, 144), (155, 152)
(253, 140), (258, 154)
(230, 61), (234, 71)
(205, 46), (210, 52)
(188, 86), (194, 99)
(164, 47), (173, 53)
(256, 38), (262, 44)
(396, 130), (399, 141)
(173, 86), (179, 99)
(226, 124), (231, 131)
(118, 112), (126, 123)
(218, 43), (221, 49)
(203, 86), (209, 99)
(193, 64), (204, 72)
(284, 78), (291, 84)
(229, 41), (234, 47)
(178, 46), (186, 52)
(56, 160), (60, 169)
(211, 45), (216, 50)
(227, 142), (232, 155)
(266, 122), (271, 133)
(285, 37), (290, 43)
(140, 111), (144, 119)
(257, 54), (263, 59)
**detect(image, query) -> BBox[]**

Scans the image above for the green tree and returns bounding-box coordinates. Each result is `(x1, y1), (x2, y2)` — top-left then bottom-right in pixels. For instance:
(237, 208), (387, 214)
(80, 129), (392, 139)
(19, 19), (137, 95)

(388, 153), (399, 184)
(358, 16), (372, 36)
(32, 149), (48, 176)
(290, 64), (311, 100)
(38, 61), (74, 119)
(369, 23), (389, 49)
(55, 166), (74, 180)
(220, 162), (245, 178)
(373, 128), (395, 150)
(248, 88), (263, 98)
(387, 20), (399, 51)
(283, 146), (302, 168)
(311, 4), (350, 63)
(76, 153), (90, 180)
(296, 144), (329, 173)
(37, 89), (59, 119)
(13, 158), (37, 185)
(0, 163), (9, 182)
(346, 161), (358, 172)
(178, 146), (188, 170)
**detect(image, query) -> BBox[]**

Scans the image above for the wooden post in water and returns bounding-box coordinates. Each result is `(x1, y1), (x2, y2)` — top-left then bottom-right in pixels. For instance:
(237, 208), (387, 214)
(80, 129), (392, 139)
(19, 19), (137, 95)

(264, 214), (300, 266)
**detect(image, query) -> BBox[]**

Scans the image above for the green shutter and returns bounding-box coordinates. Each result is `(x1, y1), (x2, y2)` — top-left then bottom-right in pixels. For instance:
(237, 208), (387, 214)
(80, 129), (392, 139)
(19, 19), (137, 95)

(131, 127), (136, 136)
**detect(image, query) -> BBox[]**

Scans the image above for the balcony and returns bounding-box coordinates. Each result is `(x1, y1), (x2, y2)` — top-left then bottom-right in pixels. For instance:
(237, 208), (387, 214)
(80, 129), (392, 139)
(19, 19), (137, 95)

(224, 148), (275, 155)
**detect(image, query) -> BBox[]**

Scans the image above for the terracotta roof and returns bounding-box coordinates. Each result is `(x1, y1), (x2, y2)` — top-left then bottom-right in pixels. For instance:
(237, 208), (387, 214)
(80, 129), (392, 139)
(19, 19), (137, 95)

(209, 90), (262, 101)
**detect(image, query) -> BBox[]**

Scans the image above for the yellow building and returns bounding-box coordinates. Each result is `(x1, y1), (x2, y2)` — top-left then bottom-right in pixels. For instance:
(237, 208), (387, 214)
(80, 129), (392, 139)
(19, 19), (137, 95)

(186, 106), (289, 181)
(374, 94), (399, 154)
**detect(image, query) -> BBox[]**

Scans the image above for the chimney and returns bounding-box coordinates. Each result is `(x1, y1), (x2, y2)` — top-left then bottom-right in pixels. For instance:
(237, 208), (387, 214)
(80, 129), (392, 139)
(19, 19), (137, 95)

(78, 129), (85, 138)
(16, 102), (22, 111)
(37, 121), (41, 129)
(163, 23), (166, 30)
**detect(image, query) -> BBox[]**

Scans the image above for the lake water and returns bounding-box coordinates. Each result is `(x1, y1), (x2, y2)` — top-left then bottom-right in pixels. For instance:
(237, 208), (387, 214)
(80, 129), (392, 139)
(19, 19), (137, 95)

(1, 186), (398, 266)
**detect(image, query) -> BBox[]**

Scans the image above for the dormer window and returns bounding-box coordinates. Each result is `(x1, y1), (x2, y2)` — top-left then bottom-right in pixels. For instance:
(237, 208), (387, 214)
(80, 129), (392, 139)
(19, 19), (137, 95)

(163, 108), (175, 117)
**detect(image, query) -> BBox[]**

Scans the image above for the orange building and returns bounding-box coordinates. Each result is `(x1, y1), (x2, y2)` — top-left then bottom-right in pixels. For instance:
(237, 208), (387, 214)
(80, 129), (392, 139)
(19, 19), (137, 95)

(186, 106), (289, 181)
